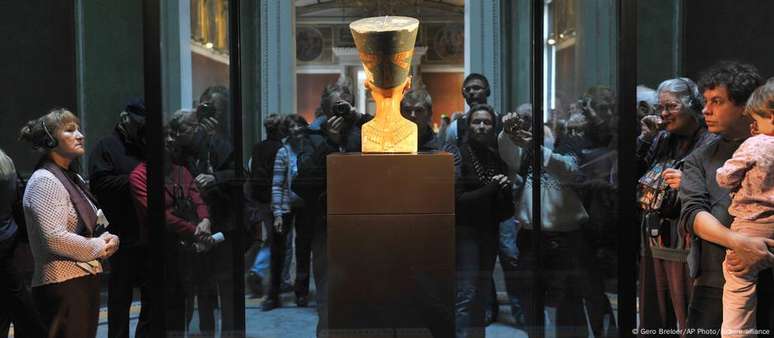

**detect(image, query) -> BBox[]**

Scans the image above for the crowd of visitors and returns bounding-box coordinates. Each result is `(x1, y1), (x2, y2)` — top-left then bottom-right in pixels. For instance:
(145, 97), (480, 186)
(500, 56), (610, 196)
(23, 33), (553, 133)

(1, 60), (773, 338)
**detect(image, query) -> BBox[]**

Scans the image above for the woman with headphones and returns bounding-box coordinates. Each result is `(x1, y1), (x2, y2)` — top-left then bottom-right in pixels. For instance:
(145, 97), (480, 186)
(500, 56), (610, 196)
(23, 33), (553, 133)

(636, 78), (715, 333)
(18, 108), (119, 338)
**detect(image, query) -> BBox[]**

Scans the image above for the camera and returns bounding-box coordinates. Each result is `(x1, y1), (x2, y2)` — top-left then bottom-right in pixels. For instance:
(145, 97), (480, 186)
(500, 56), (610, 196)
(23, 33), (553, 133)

(578, 96), (593, 113)
(332, 100), (352, 118)
(196, 102), (216, 120)
(504, 113), (530, 135)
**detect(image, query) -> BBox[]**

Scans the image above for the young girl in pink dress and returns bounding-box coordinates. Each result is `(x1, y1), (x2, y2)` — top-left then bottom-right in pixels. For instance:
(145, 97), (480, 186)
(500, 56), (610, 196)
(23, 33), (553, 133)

(715, 78), (774, 337)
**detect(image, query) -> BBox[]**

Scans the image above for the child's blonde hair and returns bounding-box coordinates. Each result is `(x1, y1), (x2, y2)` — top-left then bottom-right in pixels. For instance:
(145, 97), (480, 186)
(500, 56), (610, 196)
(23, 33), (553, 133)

(745, 77), (774, 118)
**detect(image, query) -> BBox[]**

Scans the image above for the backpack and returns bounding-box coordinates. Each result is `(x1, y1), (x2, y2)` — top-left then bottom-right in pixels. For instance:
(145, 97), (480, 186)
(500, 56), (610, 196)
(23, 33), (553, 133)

(291, 132), (327, 205)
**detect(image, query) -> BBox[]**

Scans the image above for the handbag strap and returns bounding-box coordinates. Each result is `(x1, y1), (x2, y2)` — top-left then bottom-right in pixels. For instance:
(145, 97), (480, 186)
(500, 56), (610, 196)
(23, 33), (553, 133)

(164, 165), (186, 202)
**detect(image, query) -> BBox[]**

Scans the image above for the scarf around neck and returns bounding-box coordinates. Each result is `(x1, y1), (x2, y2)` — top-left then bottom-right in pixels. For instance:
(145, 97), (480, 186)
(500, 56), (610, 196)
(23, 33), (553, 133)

(40, 161), (98, 236)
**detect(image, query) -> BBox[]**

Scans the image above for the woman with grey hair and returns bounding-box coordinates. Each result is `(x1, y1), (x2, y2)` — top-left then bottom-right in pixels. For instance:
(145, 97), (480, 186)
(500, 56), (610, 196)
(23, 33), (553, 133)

(641, 78), (705, 143)
(636, 78), (715, 333)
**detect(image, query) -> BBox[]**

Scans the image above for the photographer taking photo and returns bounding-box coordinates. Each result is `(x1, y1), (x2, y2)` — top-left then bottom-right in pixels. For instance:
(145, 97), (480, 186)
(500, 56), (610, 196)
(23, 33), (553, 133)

(319, 81), (371, 152)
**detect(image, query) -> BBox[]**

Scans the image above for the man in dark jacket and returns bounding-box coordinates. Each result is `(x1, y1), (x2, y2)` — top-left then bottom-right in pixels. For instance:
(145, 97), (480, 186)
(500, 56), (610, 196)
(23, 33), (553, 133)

(88, 98), (149, 338)
(294, 80), (369, 336)
(678, 61), (773, 334)
(246, 113), (286, 298)
(444, 73), (491, 146)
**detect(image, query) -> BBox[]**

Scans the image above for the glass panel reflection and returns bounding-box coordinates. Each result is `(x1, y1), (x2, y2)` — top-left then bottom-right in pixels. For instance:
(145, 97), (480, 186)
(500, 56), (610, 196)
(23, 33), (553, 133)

(147, 1), (238, 336)
(500, 0), (620, 336)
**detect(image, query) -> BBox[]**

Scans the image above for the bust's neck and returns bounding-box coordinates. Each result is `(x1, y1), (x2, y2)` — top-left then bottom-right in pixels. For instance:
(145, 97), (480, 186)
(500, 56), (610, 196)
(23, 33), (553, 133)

(372, 88), (407, 127)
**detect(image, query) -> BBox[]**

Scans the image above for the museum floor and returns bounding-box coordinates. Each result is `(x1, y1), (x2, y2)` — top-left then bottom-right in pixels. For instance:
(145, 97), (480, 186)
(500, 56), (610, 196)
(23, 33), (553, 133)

(90, 294), (527, 338)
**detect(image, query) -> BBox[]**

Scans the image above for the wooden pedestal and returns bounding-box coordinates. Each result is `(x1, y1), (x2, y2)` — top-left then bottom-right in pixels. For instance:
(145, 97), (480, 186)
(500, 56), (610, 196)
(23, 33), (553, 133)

(326, 152), (455, 338)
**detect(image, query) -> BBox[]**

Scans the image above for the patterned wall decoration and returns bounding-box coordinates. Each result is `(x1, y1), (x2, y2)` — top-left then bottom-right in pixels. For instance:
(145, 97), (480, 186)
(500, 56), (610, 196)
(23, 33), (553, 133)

(296, 26), (334, 64)
(423, 23), (464, 64)
(334, 25), (356, 47)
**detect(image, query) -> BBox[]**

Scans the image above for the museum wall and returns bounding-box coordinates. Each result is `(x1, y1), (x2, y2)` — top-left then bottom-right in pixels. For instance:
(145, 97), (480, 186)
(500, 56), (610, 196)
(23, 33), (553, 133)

(0, 1), (78, 174)
(636, 0), (680, 89)
(683, 0), (774, 81)
(422, 72), (465, 127)
(192, 52), (230, 103)
(297, 73), (341, 122)
(79, 0), (145, 169)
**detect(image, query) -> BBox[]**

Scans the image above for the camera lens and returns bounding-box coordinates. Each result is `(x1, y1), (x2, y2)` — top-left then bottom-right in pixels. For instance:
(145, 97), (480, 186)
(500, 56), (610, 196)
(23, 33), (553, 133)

(333, 101), (350, 117)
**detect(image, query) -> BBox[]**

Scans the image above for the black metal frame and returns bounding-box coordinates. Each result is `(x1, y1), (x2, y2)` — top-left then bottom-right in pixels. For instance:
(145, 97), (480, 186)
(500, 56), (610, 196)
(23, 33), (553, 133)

(618, 1), (638, 337)
(141, 0), (166, 336)
(530, 1), (546, 337)
(228, 0), (247, 335)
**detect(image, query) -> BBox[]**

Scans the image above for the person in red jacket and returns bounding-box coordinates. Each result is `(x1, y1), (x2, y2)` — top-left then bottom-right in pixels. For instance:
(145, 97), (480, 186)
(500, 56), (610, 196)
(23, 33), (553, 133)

(129, 162), (210, 247)
(129, 113), (214, 336)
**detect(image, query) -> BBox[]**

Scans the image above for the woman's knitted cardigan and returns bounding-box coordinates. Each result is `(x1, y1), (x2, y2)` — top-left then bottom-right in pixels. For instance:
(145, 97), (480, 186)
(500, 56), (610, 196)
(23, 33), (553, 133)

(23, 169), (105, 287)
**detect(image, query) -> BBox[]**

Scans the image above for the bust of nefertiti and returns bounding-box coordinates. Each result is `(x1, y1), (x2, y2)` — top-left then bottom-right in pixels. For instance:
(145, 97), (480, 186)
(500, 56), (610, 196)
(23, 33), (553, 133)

(350, 16), (419, 153)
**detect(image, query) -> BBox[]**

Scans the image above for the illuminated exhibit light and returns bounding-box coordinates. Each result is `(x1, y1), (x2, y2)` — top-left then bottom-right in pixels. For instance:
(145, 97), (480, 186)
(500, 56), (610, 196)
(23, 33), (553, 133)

(547, 33), (557, 45)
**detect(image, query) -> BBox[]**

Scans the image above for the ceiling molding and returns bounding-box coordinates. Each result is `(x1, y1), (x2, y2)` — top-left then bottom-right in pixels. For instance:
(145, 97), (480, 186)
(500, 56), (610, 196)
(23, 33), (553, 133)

(297, 16), (462, 24)
(297, 0), (463, 17)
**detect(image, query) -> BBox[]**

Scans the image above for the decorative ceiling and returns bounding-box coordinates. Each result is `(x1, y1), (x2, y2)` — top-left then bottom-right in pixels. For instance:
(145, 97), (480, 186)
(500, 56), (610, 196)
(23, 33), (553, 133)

(296, 0), (465, 7)
(295, 0), (464, 22)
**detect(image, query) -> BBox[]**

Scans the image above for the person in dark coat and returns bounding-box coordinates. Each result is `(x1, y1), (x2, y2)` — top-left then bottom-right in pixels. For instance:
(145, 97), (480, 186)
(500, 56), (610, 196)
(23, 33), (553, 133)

(293, 80), (370, 337)
(678, 61), (773, 335)
(176, 87), (238, 337)
(246, 113), (286, 298)
(0, 148), (46, 338)
(443, 104), (513, 338)
(88, 98), (149, 338)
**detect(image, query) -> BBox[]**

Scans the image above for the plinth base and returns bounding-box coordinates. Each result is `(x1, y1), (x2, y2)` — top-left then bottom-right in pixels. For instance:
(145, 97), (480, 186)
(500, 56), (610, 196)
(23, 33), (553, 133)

(326, 152), (455, 338)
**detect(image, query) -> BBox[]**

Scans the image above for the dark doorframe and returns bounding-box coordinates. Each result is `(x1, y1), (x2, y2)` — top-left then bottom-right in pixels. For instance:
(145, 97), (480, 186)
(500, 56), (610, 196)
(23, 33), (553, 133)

(141, 0), (166, 336)
(228, 0), (247, 335)
(618, 0), (638, 337)
(530, 1), (546, 336)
